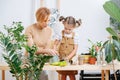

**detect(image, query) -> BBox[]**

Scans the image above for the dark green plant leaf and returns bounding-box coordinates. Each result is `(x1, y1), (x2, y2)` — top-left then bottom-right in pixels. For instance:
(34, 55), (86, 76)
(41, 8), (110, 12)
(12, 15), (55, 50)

(10, 69), (15, 74)
(2, 54), (9, 60)
(111, 44), (117, 60)
(6, 43), (13, 51)
(11, 54), (18, 62)
(113, 40), (120, 61)
(9, 50), (15, 57)
(100, 40), (109, 51)
(104, 42), (113, 63)
(112, 36), (118, 40)
(105, 53), (112, 63)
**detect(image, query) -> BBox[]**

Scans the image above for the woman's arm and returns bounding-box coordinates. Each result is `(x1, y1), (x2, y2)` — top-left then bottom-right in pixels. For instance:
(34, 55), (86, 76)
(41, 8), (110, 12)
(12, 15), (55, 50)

(53, 39), (60, 51)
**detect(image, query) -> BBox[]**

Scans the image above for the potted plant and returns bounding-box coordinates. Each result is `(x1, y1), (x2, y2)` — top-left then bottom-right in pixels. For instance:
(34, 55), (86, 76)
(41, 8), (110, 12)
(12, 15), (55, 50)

(100, 1), (120, 80)
(88, 45), (97, 64)
(88, 39), (96, 64)
(88, 39), (103, 64)
(0, 22), (52, 80)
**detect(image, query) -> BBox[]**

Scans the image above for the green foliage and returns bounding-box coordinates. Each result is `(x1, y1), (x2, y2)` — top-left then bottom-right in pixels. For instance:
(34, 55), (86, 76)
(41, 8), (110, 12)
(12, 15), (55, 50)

(102, 38), (120, 63)
(89, 45), (97, 58)
(24, 45), (52, 80)
(103, 1), (120, 22)
(0, 22), (26, 80)
(110, 17), (120, 30)
(101, 1), (120, 63)
(88, 39), (102, 58)
(0, 22), (52, 80)
(106, 27), (118, 37)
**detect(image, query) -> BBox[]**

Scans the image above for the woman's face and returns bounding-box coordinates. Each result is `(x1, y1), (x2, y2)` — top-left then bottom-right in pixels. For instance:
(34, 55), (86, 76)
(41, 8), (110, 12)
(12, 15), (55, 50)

(64, 23), (74, 34)
(37, 16), (50, 29)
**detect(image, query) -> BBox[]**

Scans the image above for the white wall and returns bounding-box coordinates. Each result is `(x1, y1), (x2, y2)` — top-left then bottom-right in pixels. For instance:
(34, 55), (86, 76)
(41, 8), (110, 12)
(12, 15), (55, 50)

(60, 0), (109, 53)
(0, 0), (33, 80)
(0, 0), (33, 28)
(0, 0), (110, 80)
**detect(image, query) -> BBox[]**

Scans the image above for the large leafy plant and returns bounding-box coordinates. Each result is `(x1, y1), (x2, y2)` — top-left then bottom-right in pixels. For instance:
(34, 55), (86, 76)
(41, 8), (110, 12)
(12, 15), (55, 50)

(0, 22), (52, 80)
(100, 1), (120, 80)
(102, 1), (120, 63)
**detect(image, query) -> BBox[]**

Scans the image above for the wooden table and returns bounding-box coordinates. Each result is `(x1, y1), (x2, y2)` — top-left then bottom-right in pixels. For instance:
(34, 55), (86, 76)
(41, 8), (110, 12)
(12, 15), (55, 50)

(0, 63), (120, 80)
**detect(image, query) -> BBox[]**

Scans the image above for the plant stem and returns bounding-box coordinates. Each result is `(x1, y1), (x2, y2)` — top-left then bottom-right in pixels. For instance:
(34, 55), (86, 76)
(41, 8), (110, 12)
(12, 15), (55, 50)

(112, 60), (117, 80)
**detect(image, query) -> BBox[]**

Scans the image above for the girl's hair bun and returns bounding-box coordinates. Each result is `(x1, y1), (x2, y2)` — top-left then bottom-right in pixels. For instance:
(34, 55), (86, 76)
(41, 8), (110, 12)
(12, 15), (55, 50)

(76, 19), (82, 27)
(59, 16), (65, 22)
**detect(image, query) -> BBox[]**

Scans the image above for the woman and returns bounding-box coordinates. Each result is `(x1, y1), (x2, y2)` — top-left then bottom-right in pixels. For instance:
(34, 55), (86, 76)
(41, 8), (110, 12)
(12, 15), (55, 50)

(25, 7), (57, 56)
(25, 7), (58, 80)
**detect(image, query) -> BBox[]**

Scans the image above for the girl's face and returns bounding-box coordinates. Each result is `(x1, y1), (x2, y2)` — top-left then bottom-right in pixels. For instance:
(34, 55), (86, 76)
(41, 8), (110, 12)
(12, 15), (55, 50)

(64, 23), (74, 34)
(37, 16), (50, 29)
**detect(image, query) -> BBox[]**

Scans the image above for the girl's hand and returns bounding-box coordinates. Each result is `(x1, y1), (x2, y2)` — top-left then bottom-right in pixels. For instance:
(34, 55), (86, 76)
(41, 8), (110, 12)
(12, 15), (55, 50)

(46, 49), (59, 56)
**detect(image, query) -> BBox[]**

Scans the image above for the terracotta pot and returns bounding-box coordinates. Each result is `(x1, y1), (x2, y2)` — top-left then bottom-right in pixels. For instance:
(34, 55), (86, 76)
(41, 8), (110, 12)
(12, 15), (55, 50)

(89, 57), (96, 64)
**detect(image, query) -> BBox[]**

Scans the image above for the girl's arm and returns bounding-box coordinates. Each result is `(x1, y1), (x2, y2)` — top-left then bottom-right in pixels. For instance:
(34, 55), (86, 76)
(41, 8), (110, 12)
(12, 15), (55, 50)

(65, 32), (79, 60)
(65, 44), (78, 60)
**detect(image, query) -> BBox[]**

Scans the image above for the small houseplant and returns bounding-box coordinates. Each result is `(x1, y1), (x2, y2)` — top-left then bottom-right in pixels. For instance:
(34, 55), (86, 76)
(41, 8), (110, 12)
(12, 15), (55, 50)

(88, 39), (102, 64)
(88, 45), (97, 64)
(100, 1), (120, 80)
(0, 22), (52, 80)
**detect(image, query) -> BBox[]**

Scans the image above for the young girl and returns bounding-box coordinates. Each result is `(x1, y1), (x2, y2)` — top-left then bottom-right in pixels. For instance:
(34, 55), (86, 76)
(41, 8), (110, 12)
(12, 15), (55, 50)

(54, 16), (82, 80)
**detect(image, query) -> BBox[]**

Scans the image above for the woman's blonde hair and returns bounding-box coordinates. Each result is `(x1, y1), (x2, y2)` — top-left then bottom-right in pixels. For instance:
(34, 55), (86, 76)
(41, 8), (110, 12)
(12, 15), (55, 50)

(36, 7), (50, 22)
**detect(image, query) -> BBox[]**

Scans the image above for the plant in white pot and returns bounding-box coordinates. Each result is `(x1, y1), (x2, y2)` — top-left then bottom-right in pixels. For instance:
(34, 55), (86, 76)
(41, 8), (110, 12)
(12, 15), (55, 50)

(0, 22), (52, 80)
(100, 1), (120, 80)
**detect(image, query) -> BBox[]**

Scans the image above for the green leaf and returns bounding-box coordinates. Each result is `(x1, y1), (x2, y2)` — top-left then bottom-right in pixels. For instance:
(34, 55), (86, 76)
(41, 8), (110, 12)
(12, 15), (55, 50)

(2, 54), (9, 60)
(112, 36), (118, 41)
(6, 43), (13, 51)
(111, 44), (117, 60)
(113, 40), (120, 61)
(11, 54), (18, 62)
(105, 53), (112, 63)
(106, 27), (118, 37)
(10, 69), (15, 74)
(104, 42), (113, 63)
(5, 37), (10, 45)
(9, 50), (15, 57)
(103, 1), (120, 22)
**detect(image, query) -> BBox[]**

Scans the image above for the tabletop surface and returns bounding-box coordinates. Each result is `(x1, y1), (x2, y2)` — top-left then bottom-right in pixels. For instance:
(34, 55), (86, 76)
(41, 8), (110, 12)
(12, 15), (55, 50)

(0, 62), (120, 71)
